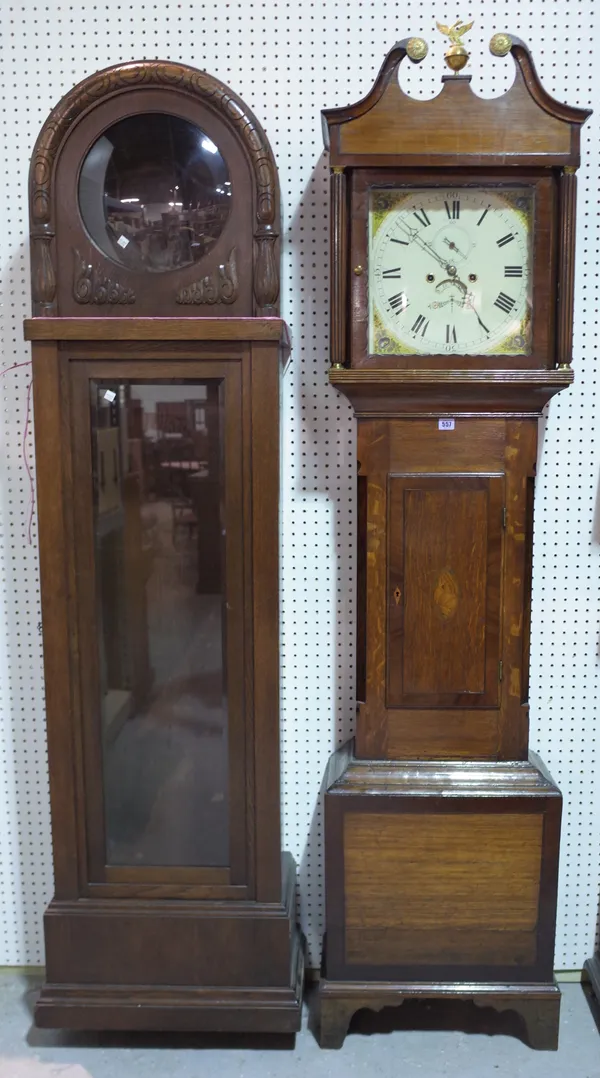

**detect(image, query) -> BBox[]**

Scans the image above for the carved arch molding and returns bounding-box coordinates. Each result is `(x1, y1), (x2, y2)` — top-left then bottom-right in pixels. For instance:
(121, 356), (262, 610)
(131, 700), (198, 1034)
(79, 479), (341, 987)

(29, 60), (280, 315)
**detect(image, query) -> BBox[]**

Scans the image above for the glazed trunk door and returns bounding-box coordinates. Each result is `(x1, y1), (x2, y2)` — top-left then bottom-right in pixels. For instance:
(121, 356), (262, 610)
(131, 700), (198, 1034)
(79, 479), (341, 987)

(387, 474), (504, 708)
(70, 359), (249, 899)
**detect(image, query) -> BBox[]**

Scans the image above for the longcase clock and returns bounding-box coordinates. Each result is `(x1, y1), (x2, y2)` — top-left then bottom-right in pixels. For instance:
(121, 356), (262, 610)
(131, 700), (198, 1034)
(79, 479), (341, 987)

(26, 60), (303, 1033)
(317, 28), (590, 1049)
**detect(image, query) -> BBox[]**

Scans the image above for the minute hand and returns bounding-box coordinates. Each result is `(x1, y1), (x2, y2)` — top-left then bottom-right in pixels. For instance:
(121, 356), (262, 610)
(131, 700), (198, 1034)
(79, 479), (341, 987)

(398, 223), (450, 271)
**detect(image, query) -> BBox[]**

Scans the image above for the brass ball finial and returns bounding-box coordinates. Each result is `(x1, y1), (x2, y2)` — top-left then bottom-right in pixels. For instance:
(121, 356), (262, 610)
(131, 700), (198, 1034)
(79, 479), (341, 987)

(407, 37), (429, 62)
(489, 32), (512, 57)
(436, 18), (474, 72)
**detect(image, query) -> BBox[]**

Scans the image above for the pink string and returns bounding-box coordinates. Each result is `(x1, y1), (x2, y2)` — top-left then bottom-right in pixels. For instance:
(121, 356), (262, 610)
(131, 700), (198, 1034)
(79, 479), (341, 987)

(0, 360), (35, 545)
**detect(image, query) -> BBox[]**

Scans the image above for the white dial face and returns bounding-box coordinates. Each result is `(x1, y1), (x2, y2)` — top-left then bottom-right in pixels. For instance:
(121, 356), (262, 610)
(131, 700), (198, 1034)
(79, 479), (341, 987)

(368, 186), (533, 357)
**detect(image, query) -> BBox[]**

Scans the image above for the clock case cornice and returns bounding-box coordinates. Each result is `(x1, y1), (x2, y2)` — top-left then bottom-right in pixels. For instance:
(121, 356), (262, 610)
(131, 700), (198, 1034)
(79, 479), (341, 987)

(322, 35), (591, 400)
(322, 36), (591, 170)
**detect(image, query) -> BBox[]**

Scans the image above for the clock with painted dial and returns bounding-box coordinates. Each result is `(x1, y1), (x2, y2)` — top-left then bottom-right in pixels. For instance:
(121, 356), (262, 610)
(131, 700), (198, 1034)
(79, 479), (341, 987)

(319, 33), (591, 1053)
(369, 186), (533, 357)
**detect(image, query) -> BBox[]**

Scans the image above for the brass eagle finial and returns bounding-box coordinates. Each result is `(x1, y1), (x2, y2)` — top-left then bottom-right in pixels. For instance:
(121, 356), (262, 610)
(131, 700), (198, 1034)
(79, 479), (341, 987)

(436, 18), (474, 71)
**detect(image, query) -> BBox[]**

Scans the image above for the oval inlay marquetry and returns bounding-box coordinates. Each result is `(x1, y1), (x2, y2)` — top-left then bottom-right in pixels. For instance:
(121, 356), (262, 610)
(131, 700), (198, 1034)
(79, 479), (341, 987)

(433, 568), (459, 619)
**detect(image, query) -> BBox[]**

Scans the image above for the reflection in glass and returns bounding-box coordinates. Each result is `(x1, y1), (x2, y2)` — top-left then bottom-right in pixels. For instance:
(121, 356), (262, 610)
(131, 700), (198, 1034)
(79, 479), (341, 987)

(79, 114), (232, 272)
(90, 380), (228, 867)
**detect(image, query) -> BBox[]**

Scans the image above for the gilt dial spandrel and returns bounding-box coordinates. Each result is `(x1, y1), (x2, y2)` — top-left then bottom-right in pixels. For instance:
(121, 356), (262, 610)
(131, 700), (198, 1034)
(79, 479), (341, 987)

(368, 187), (533, 357)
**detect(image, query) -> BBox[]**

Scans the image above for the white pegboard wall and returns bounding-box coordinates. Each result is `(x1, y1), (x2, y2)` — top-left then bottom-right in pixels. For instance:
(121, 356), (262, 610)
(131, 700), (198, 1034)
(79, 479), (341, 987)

(0, 1), (599, 971)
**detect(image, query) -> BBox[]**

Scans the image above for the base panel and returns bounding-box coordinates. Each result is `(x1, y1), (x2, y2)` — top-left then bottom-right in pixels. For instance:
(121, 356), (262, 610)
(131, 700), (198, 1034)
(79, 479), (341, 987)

(317, 976), (561, 1050)
(36, 956), (304, 1033)
(35, 927), (303, 1034)
(323, 746), (561, 985)
(35, 854), (304, 1033)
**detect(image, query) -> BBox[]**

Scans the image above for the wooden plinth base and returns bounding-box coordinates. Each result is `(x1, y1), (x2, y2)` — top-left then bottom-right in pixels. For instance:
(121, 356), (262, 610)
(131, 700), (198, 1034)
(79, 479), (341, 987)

(317, 977), (561, 1050)
(35, 928), (303, 1035)
(35, 854), (304, 1034)
(36, 942), (304, 1033)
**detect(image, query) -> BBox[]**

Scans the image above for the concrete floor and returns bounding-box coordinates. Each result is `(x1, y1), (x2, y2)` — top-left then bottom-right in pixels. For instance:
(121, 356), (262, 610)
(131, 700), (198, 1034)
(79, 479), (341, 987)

(0, 974), (599, 1077)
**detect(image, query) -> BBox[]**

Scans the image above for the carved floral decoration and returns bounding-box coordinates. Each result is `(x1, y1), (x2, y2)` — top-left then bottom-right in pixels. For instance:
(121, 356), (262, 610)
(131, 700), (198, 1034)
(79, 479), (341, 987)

(73, 249), (136, 305)
(176, 248), (238, 305)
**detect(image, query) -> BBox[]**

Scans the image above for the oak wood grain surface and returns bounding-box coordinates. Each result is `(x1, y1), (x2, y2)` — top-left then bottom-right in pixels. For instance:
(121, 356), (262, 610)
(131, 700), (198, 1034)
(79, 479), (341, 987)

(25, 316), (291, 344)
(387, 475), (502, 707)
(344, 812), (542, 931)
(355, 418), (532, 760)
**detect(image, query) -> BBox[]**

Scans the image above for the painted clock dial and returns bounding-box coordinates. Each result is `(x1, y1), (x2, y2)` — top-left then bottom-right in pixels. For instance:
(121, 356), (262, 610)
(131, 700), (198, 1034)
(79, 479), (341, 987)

(368, 186), (534, 357)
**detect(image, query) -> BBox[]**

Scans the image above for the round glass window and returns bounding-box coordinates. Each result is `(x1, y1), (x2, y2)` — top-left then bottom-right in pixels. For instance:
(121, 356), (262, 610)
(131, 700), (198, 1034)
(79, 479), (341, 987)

(78, 113), (232, 273)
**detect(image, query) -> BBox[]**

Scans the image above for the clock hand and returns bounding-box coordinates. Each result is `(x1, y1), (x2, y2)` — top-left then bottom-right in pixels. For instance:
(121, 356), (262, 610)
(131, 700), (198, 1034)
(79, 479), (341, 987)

(415, 236), (451, 271)
(443, 236), (468, 260)
(464, 292), (490, 335)
(396, 222), (449, 271)
(473, 308), (490, 334)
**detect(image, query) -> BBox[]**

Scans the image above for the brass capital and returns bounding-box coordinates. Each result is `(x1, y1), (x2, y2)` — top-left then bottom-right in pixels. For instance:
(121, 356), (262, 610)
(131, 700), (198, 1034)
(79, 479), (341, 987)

(407, 37), (428, 62)
(490, 32), (512, 57)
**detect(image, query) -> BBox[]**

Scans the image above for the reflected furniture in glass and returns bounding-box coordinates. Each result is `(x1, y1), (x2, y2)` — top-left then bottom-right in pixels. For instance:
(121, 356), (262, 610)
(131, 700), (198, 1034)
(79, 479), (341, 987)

(26, 61), (302, 1033)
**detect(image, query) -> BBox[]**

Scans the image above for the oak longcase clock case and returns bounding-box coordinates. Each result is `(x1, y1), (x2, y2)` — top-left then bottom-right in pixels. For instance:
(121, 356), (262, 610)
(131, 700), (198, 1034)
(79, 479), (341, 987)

(318, 33), (590, 1050)
(26, 61), (302, 1033)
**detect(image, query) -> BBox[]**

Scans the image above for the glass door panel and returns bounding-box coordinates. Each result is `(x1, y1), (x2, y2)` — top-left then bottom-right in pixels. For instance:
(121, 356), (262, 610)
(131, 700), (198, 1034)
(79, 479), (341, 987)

(89, 379), (229, 868)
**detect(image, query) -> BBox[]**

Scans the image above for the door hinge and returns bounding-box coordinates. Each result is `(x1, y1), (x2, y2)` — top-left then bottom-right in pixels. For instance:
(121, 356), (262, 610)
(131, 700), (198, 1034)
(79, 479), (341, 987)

(498, 660), (504, 682)
(502, 506), (507, 529)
